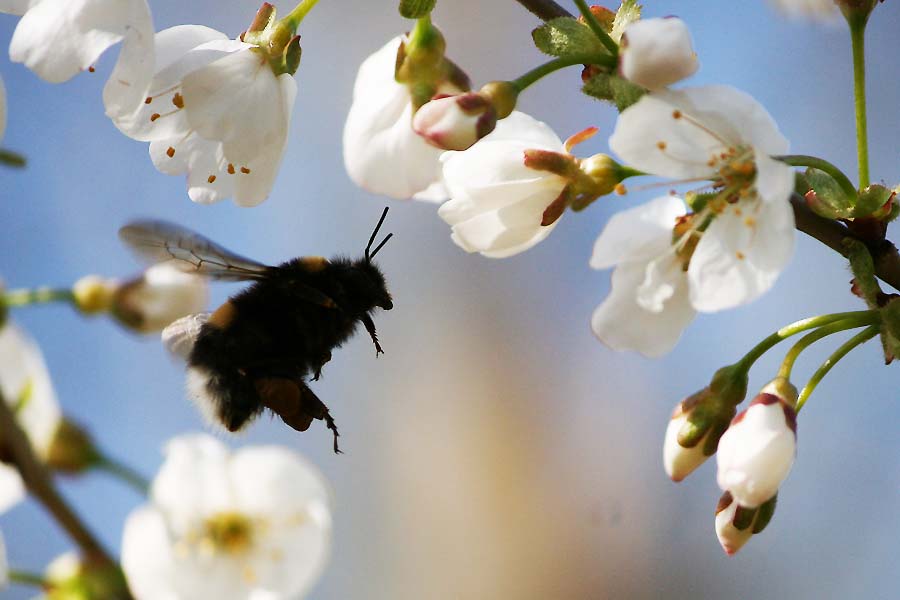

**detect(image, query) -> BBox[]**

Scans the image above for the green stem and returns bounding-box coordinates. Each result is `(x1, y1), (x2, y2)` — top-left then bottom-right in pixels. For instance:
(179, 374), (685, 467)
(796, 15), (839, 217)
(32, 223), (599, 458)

(281, 0), (320, 30)
(573, 0), (618, 56)
(2, 287), (75, 308)
(796, 325), (879, 412)
(848, 16), (869, 188)
(777, 317), (876, 379)
(94, 454), (150, 496)
(776, 155), (858, 197)
(511, 53), (615, 92)
(8, 568), (49, 588)
(734, 310), (878, 372)
(0, 148), (26, 168)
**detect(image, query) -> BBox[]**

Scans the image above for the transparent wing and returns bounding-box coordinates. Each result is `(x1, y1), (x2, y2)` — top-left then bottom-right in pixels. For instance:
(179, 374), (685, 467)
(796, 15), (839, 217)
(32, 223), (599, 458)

(119, 220), (271, 281)
(161, 313), (210, 360)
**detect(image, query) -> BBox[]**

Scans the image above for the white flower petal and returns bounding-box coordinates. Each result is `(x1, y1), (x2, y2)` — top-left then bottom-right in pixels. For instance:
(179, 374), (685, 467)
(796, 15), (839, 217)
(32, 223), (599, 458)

(755, 151), (795, 205)
(591, 260), (696, 357)
(688, 197), (795, 312)
(0, 0), (36, 16)
(342, 36), (455, 200)
(121, 506), (183, 600)
(714, 496), (753, 555)
(619, 17), (698, 90)
(8, 0), (150, 84)
(101, 0), (154, 124)
(590, 195), (686, 269)
(0, 466), (26, 514)
(663, 413), (710, 482)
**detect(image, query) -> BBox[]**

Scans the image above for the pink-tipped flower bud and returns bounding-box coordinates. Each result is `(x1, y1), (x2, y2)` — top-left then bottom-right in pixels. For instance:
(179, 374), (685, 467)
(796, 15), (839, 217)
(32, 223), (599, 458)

(714, 491), (777, 556)
(619, 17), (698, 90)
(413, 92), (498, 151)
(716, 377), (798, 508)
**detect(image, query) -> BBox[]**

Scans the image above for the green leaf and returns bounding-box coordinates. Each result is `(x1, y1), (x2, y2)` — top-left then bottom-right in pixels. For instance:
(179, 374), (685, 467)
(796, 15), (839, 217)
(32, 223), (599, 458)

(582, 72), (644, 111)
(880, 299), (900, 363)
(399, 0), (436, 19)
(804, 167), (854, 219)
(611, 0), (642, 42)
(844, 238), (880, 308)
(854, 184), (893, 218)
(532, 17), (605, 58)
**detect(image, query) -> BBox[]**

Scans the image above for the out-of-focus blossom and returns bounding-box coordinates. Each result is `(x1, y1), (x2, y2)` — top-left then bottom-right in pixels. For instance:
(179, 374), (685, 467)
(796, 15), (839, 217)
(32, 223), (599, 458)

(619, 17), (698, 90)
(590, 195), (695, 357)
(0, 0), (154, 122)
(343, 35), (466, 201)
(438, 112), (568, 258)
(717, 378), (797, 508)
(39, 551), (130, 598)
(111, 264), (208, 333)
(769, 0), (839, 20)
(0, 322), (61, 513)
(121, 433), (331, 599)
(609, 85), (795, 313)
(110, 25), (297, 206)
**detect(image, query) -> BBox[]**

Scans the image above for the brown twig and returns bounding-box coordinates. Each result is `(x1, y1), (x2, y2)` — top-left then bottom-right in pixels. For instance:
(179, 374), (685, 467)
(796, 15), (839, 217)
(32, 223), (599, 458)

(513, 0), (571, 20)
(0, 389), (115, 564)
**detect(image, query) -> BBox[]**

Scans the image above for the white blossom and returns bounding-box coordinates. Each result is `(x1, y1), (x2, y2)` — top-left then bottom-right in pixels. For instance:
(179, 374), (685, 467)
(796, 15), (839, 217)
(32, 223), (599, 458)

(769, 0), (839, 20)
(109, 25), (296, 206)
(121, 433), (331, 600)
(590, 195), (696, 357)
(609, 85), (795, 313)
(0, 0), (154, 122)
(413, 91), (496, 151)
(0, 322), (61, 513)
(343, 35), (465, 202)
(111, 264), (208, 333)
(717, 386), (797, 508)
(438, 111), (568, 258)
(619, 17), (698, 90)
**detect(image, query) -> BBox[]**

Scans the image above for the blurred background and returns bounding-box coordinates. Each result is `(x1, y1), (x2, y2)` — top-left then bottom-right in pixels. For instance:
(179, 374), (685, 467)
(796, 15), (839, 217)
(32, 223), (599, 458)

(1, 1), (899, 598)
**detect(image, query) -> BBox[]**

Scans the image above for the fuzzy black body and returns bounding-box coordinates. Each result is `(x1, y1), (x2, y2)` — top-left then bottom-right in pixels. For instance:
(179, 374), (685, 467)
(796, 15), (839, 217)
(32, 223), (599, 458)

(188, 257), (391, 447)
(119, 214), (393, 453)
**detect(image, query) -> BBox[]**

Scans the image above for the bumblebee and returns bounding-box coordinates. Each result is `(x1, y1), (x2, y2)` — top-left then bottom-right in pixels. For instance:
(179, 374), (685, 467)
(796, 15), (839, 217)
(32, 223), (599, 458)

(119, 209), (394, 453)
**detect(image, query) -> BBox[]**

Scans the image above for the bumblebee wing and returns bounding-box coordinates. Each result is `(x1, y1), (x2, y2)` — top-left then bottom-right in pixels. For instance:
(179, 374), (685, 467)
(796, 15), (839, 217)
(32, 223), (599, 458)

(162, 313), (210, 360)
(119, 220), (271, 281)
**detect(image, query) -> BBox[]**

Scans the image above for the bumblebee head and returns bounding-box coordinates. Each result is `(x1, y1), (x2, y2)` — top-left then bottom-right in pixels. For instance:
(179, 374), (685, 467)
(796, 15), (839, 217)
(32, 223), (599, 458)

(358, 206), (393, 311)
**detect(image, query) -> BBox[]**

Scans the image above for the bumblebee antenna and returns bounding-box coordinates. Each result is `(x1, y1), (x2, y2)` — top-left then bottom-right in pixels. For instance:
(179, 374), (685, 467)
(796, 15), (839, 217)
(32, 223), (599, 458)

(365, 207), (391, 262)
(369, 232), (393, 259)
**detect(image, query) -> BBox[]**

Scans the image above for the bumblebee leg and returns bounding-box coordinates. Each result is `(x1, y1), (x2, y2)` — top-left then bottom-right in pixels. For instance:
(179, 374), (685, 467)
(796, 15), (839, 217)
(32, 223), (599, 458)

(312, 350), (332, 381)
(254, 377), (314, 432)
(360, 314), (384, 355)
(298, 383), (341, 454)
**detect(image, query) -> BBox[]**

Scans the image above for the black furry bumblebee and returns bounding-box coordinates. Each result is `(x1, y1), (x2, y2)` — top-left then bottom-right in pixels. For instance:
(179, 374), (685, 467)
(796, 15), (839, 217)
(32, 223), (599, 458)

(119, 208), (394, 453)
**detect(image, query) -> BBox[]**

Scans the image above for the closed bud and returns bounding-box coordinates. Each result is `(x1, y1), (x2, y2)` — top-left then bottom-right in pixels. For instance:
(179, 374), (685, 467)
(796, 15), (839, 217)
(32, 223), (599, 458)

(111, 264), (208, 334)
(413, 92), (498, 151)
(72, 275), (117, 315)
(619, 18), (698, 90)
(717, 377), (797, 508)
(44, 552), (130, 600)
(46, 418), (99, 474)
(663, 365), (747, 482)
(715, 491), (777, 555)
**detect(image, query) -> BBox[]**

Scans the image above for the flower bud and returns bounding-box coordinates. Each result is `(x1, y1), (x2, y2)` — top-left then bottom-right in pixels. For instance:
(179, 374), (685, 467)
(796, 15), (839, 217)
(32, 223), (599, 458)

(44, 551), (130, 599)
(46, 418), (99, 474)
(111, 264), (208, 334)
(72, 275), (117, 315)
(413, 92), (498, 151)
(714, 491), (777, 555)
(619, 18), (698, 90)
(716, 377), (797, 508)
(663, 365), (747, 481)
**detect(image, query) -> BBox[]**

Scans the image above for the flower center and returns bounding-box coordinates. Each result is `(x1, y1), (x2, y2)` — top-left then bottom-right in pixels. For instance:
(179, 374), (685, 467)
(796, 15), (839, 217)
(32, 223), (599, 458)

(202, 511), (255, 556)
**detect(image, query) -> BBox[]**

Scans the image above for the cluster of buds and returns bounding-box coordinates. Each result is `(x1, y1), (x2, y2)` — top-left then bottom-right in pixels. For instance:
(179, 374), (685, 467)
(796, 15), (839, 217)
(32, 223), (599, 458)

(73, 264), (207, 334)
(665, 370), (798, 555)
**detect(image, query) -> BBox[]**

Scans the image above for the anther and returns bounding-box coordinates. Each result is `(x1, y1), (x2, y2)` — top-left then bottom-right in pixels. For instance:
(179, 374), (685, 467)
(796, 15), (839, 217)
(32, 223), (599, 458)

(735, 251), (745, 260)
(145, 97), (153, 104)
(614, 183), (627, 195)
(208, 175), (217, 183)
(88, 66), (95, 73)
(227, 164), (235, 175)
(672, 110), (682, 119)
(657, 141), (668, 151)
(240, 167), (251, 174)
(172, 93), (184, 109)
(166, 147), (175, 158)
(150, 113), (161, 122)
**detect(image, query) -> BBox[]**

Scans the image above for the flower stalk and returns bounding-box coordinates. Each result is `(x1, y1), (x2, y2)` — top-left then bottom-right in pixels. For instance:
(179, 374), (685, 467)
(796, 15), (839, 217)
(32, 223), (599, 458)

(280, 0), (321, 31)
(847, 14), (869, 188)
(573, 0), (618, 55)
(2, 287), (76, 309)
(776, 154), (858, 197)
(797, 324), (879, 411)
(94, 453), (150, 496)
(511, 53), (616, 92)
(777, 315), (880, 379)
(7, 568), (49, 588)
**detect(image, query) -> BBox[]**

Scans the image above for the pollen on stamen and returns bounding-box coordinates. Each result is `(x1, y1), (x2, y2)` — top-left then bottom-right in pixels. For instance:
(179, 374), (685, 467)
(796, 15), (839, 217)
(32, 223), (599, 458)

(208, 175), (217, 183)
(657, 141), (668, 151)
(150, 113), (161, 122)
(88, 66), (95, 73)
(227, 164), (235, 175)
(672, 110), (682, 119)
(172, 93), (184, 109)
(614, 183), (627, 195)
(166, 147), (175, 158)
(144, 97), (153, 104)
(736, 251), (746, 260)
(240, 167), (251, 174)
